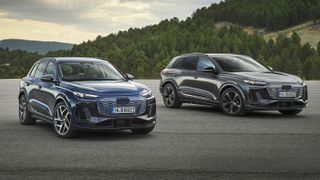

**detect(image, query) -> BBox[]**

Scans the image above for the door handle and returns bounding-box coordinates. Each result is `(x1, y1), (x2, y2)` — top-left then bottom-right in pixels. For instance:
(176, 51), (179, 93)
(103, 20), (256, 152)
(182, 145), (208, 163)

(38, 85), (42, 89)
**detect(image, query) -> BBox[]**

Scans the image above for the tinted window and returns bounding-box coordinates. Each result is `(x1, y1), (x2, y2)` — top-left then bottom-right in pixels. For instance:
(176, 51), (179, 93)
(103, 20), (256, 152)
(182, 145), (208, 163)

(59, 61), (125, 81)
(213, 56), (269, 72)
(197, 57), (215, 71)
(34, 61), (48, 78)
(45, 62), (57, 77)
(181, 56), (198, 70)
(29, 63), (39, 77)
(171, 58), (182, 69)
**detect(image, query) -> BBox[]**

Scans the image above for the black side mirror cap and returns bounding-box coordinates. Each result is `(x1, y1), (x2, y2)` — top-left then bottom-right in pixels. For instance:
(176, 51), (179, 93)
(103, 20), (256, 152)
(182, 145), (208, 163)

(201, 66), (217, 74)
(126, 73), (134, 80)
(40, 74), (55, 82)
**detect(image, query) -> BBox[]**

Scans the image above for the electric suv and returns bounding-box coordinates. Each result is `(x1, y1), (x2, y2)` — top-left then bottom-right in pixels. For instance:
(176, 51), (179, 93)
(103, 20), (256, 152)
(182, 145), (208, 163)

(160, 53), (308, 116)
(19, 57), (156, 138)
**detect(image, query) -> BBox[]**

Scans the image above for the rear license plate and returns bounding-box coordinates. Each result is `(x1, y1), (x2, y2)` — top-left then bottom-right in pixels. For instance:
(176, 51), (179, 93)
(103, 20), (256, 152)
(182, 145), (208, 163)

(112, 106), (135, 114)
(278, 91), (296, 98)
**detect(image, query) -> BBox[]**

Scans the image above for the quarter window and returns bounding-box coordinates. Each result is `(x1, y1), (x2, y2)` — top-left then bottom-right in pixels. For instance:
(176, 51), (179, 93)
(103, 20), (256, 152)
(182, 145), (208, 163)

(29, 63), (39, 77)
(171, 58), (182, 69)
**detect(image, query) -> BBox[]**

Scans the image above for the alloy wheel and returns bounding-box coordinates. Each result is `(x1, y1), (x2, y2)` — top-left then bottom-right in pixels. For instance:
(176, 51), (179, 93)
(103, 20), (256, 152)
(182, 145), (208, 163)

(163, 85), (175, 106)
(222, 90), (242, 114)
(19, 96), (27, 122)
(54, 105), (71, 136)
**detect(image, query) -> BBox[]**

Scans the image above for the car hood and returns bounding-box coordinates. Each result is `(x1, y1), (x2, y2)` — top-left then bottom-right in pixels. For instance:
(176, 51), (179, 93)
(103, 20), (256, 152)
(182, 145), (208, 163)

(62, 80), (148, 95)
(229, 71), (300, 83)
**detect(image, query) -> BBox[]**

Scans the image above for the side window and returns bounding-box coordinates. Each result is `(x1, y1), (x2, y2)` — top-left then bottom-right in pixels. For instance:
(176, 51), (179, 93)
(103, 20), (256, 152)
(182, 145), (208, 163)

(171, 58), (182, 69)
(45, 62), (57, 77)
(29, 63), (39, 77)
(181, 56), (198, 71)
(34, 61), (48, 78)
(197, 57), (215, 71)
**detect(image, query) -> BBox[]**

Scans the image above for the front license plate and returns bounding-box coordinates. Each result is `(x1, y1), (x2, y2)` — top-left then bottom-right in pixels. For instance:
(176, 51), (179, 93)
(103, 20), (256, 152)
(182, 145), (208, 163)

(278, 91), (296, 98)
(112, 106), (135, 114)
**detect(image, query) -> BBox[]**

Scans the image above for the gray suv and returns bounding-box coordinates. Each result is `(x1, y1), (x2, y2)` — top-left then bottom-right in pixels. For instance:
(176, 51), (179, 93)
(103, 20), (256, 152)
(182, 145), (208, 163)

(159, 53), (308, 116)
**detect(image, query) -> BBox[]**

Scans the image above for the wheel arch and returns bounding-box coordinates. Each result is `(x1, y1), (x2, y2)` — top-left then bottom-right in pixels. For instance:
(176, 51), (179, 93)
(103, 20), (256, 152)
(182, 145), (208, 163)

(160, 79), (179, 94)
(219, 83), (246, 101)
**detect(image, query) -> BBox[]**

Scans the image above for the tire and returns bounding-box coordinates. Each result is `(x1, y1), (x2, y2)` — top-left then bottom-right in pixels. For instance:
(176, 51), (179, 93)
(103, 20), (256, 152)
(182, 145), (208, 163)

(279, 109), (302, 115)
(19, 94), (36, 125)
(53, 101), (76, 138)
(162, 83), (181, 108)
(131, 126), (154, 135)
(220, 87), (246, 116)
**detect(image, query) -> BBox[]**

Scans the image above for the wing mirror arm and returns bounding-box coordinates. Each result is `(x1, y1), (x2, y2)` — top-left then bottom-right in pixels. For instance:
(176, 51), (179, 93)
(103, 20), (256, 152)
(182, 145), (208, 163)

(126, 73), (134, 80)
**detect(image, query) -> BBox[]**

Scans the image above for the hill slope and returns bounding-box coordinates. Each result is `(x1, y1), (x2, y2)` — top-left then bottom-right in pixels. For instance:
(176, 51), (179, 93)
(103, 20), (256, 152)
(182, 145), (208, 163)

(0, 39), (74, 55)
(193, 0), (320, 31)
(264, 21), (320, 48)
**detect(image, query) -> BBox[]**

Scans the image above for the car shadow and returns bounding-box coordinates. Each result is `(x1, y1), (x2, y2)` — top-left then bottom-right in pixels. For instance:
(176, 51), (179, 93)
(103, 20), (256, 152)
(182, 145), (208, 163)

(33, 121), (154, 141)
(174, 104), (307, 120)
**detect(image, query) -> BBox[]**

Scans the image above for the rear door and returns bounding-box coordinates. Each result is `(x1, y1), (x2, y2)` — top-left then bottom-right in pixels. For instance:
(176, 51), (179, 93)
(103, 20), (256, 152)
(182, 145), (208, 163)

(176, 56), (200, 98)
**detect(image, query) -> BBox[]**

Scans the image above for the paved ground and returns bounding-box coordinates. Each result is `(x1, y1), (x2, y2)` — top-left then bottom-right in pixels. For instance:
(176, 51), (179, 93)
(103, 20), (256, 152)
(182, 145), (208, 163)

(0, 79), (320, 179)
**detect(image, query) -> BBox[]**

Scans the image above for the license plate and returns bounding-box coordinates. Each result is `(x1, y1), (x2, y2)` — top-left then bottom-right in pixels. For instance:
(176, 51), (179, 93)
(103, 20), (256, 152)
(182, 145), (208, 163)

(278, 91), (296, 98)
(112, 106), (135, 114)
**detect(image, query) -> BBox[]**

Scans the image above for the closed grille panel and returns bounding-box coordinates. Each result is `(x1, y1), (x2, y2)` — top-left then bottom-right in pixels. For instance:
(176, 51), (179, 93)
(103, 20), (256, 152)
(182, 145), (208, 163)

(267, 86), (303, 99)
(97, 97), (146, 117)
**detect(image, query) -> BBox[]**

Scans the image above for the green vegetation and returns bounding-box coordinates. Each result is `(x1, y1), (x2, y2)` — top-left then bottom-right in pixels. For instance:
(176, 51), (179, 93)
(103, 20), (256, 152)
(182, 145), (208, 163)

(0, 0), (320, 79)
(193, 0), (320, 31)
(0, 48), (41, 78)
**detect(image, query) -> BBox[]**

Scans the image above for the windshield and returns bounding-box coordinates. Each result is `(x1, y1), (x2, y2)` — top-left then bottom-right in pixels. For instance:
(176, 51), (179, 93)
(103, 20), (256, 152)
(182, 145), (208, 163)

(59, 61), (125, 81)
(212, 56), (270, 72)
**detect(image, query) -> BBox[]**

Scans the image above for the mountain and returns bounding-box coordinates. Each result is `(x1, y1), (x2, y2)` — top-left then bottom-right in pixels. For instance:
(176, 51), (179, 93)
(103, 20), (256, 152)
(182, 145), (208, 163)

(1, 0), (320, 79)
(0, 39), (74, 55)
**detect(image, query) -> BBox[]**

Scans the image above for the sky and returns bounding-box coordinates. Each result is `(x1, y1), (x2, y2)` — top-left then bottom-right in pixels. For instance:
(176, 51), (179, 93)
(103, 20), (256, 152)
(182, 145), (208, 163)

(0, 0), (221, 44)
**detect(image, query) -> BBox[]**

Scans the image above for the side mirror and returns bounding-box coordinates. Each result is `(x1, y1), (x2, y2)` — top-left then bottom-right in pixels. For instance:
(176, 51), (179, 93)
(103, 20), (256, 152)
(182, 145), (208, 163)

(126, 73), (134, 80)
(201, 66), (216, 73)
(267, 66), (273, 72)
(41, 74), (55, 82)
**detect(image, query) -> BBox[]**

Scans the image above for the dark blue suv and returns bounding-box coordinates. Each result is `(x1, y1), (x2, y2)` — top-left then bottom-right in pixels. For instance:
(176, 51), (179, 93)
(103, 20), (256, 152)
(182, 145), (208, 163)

(19, 57), (156, 138)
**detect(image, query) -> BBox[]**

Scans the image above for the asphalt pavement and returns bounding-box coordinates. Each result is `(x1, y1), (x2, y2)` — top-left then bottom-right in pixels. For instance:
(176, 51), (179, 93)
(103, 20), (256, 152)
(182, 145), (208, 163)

(0, 79), (319, 179)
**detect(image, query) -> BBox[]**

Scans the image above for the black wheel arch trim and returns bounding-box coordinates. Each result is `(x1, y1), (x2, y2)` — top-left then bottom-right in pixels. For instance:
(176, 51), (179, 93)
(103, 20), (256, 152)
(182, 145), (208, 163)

(160, 79), (179, 95)
(219, 82), (246, 102)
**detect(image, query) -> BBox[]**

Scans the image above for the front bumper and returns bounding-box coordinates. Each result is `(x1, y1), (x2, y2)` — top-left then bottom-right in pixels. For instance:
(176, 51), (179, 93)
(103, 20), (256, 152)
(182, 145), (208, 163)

(71, 96), (156, 130)
(244, 84), (308, 110)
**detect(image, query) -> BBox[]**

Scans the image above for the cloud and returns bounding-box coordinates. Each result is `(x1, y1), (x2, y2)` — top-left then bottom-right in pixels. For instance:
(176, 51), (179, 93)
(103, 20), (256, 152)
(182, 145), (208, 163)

(0, 0), (221, 43)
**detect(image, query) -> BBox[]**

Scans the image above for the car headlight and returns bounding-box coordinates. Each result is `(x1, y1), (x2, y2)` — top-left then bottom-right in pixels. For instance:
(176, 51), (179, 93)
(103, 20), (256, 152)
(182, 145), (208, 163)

(244, 80), (268, 86)
(73, 91), (99, 99)
(141, 89), (152, 98)
(297, 78), (304, 85)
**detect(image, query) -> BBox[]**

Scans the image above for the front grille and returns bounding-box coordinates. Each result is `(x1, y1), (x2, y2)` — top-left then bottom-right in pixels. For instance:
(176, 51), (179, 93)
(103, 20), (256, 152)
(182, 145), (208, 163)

(267, 86), (303, 99)
(97, 97), (146, 117)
